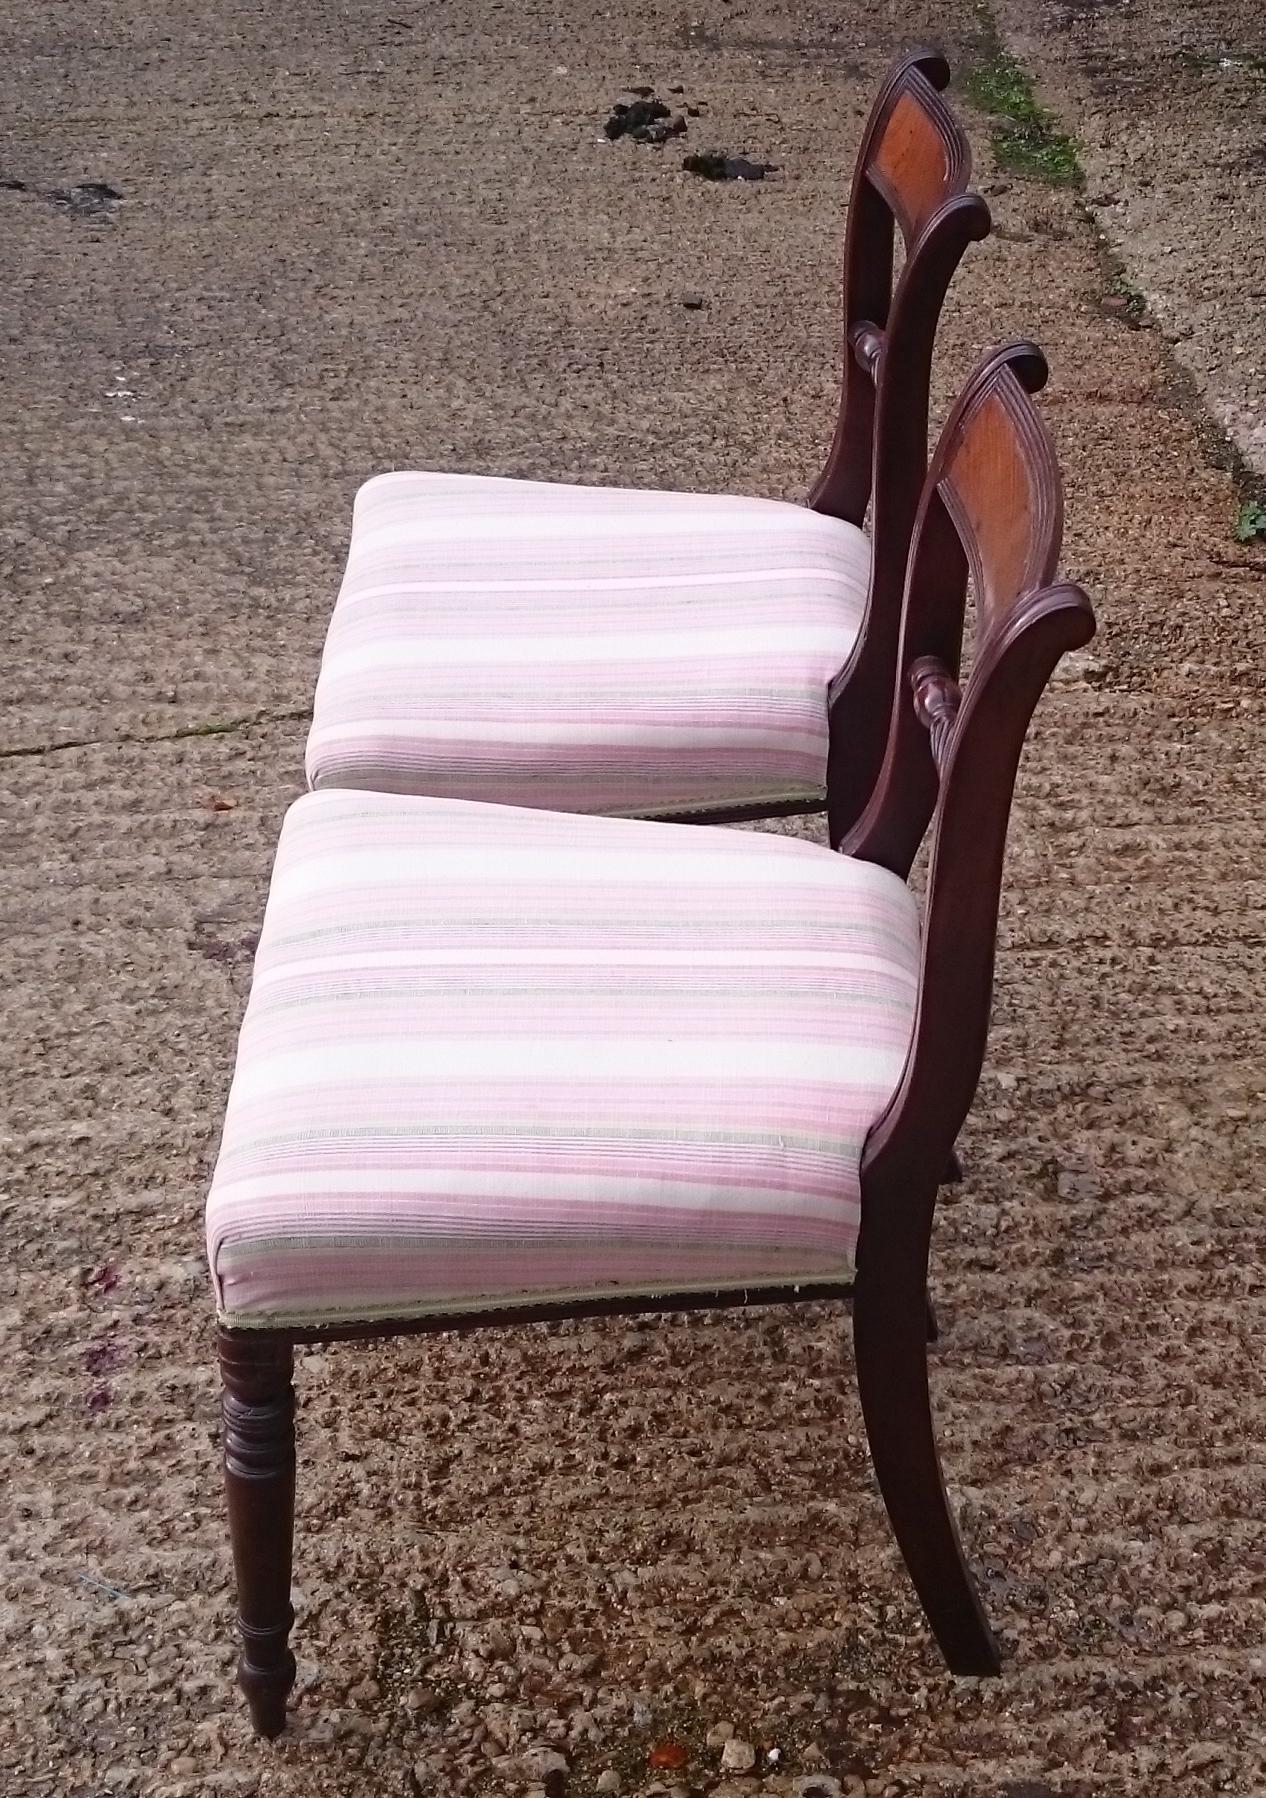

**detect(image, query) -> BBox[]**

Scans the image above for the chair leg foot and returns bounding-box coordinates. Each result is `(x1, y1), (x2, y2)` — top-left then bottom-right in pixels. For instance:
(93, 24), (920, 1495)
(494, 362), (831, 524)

(853, 1247), (999, 1676)
(239, 1636), (295, 1740)
(219, 1328), (298, 1737)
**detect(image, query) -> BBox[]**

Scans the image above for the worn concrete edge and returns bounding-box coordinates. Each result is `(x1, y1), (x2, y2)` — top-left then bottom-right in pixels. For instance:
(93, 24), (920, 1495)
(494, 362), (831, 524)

(987, 6), (1266, 497)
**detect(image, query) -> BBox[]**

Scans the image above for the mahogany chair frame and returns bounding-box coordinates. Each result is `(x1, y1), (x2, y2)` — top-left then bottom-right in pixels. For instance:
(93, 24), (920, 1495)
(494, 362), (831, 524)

(658, 47), (990, 843)
(215, 340), (1094, 1737)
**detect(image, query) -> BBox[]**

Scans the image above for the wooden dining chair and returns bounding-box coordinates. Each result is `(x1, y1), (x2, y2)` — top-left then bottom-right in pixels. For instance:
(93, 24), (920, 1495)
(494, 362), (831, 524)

(302, 50), (990, 846)
(207, 338), (1094, 1736)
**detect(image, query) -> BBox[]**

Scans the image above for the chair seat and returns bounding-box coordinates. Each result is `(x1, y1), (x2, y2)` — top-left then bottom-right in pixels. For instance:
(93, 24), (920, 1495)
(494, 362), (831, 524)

(207, 791), (919, 1329)
(304, 473), (871, 817)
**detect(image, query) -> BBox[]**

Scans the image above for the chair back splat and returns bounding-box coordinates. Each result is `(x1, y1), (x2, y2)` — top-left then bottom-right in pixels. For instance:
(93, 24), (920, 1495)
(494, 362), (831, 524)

(811, 49), (991, 840)
(855, 337), (1094, 1183)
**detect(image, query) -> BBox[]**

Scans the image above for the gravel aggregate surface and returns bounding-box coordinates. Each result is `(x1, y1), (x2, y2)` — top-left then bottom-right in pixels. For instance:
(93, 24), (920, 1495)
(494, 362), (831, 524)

(2, 3), (1264, 1795)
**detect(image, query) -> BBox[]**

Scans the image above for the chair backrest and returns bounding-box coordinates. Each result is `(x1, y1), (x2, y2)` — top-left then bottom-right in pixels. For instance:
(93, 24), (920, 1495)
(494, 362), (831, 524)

(810, 50), (990, 528)
(811, 50), (991, 840)
(848, 340), (1096, 1189)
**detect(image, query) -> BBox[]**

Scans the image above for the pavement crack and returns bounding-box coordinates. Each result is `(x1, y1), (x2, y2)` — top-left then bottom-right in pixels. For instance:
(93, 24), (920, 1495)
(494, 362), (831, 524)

(0, 707), (312, 761)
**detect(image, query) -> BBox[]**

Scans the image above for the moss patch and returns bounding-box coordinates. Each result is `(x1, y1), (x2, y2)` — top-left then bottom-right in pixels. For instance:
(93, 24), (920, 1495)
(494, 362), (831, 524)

(1103, 272), (1148, 328)
(962, 31), (1083, 186)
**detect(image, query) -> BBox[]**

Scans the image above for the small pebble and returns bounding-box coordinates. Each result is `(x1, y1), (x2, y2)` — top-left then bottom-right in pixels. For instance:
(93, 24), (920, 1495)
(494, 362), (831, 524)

(522, 1747), (569, 1779)
(720, 1736), (757, 1772)
(402, 1682), (445, 1715)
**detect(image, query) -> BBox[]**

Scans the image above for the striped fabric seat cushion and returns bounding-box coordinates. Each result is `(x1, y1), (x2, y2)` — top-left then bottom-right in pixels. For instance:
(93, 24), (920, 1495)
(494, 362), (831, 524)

(304, 473), (870, 817)
(207, 791), (920, 1329)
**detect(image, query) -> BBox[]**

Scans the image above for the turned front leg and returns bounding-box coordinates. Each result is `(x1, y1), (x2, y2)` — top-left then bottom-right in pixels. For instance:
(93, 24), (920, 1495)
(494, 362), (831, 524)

(218, 1328), (297, 1737)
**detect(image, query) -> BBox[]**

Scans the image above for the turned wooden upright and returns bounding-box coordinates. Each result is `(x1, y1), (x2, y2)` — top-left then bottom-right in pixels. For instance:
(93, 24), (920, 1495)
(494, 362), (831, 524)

(219, 1330), (296, 1738)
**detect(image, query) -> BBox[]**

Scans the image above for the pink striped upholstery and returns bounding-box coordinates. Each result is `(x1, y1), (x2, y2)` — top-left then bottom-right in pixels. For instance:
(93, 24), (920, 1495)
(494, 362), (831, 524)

(305, 473), (870, 817)
(207, 791), (919, 1328)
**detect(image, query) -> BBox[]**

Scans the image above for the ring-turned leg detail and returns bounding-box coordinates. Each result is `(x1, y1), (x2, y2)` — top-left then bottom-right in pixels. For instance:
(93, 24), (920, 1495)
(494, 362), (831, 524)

(219, 1328), (298, 1737)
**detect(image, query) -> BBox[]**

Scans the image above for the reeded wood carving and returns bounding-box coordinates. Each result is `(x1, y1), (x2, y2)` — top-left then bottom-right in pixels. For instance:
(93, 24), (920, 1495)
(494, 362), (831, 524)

(910, 655), (962, 771)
